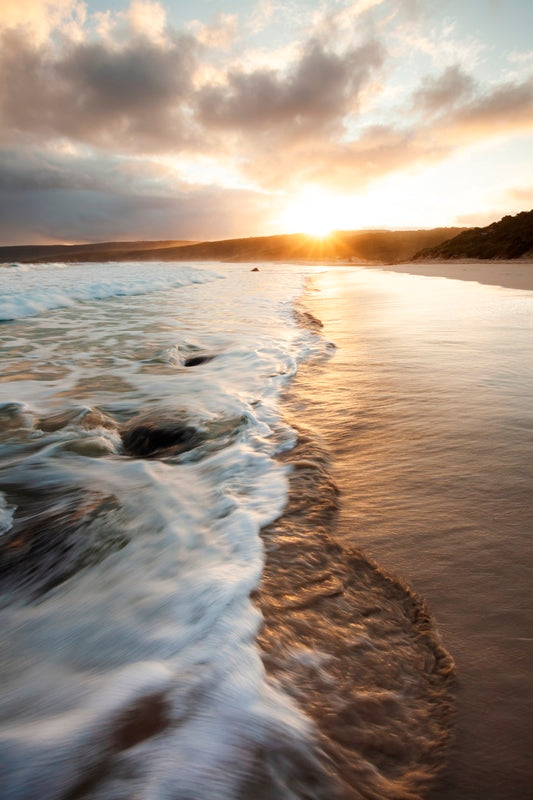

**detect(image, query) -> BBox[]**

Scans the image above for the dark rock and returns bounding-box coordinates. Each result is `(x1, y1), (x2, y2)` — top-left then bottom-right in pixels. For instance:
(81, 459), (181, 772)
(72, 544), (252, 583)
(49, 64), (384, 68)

(183, 354), (214, 367)
(120, 416), (202, 458)
(251, 267), (260, 271)
(110, 692), (170, 751)
(38, 406), (116, 433)
(0, 402), (32, 432)
(0, 490), (125, 600)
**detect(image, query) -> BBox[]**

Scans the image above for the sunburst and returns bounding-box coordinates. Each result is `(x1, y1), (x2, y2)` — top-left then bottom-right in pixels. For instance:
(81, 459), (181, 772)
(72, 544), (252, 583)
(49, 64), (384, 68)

(279, 187), (348, 238)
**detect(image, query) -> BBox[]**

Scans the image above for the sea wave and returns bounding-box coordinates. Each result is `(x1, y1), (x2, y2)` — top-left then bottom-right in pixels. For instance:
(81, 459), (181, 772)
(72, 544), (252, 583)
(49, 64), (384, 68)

(0, 261), (220, 321)
(0, 262), (342, 799)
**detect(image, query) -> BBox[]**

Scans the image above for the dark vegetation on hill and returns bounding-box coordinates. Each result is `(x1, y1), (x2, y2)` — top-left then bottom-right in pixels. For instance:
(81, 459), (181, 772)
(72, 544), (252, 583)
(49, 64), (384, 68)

(0, 228), (465, 266)
(414, 210), (533, 260)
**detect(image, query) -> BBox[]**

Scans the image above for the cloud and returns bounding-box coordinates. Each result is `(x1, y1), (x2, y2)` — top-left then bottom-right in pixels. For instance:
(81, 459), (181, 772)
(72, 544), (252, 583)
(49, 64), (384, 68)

(0, 0), (81, 42)
(453, 209), (506, 227)
(188, 13), (238, 49)
(197, 38), (385, 136)
(412, 65), (476, 115)
(239, 68), (533, 193)
(506, 184), (533, 205)
(1, 0), (532, 243)
(0, 149), (274, 243)
(447, 76), (533, 137)
(127, 0), (168, 43)
(398, 17), (485, 70)
(454, 185), (533, 228)
(0, 27), (200, 152)
(0, 16), (386, 164)
(0, 185), (271, 244)
(0, 147), (171, 194)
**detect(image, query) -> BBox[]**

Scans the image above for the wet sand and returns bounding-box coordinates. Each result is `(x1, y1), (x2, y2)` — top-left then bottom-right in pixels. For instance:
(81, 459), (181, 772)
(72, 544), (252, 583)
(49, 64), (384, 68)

(257, 425), (455, 800)
(288, 265), (533, 799)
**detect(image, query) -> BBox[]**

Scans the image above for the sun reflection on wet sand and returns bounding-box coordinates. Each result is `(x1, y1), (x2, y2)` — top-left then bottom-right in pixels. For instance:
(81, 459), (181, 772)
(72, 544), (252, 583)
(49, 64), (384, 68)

(288, 266), (533, 800)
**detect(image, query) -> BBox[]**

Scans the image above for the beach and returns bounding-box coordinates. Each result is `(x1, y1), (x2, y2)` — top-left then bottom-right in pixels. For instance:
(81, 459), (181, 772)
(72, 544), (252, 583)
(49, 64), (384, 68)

(289, 262), (533, 799)
(364, 258), (533, 292)
(0, 258), (531, 799)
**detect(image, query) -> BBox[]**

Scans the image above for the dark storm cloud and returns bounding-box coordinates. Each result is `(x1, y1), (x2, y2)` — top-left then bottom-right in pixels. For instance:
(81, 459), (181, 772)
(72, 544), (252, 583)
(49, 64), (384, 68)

(0, 28), (199, 151)
(197, 39), (385, 136)
(0, 150), (113, 191)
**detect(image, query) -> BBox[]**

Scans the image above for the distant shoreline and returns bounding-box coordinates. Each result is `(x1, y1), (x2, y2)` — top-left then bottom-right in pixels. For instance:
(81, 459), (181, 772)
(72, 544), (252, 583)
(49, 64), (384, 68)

(264, 257), (533, 292)
(360, 258), (533, 292)
(3, 254), (532, 292)
(1, 212), (530, 270)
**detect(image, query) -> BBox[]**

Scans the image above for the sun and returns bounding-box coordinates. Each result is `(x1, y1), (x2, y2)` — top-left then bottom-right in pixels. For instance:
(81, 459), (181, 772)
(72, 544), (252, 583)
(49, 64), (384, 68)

(278, 187), (351, 238)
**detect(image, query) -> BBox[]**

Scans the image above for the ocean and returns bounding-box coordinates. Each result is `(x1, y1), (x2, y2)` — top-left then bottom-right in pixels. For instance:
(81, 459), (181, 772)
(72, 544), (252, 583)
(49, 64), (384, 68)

(0, 260), (530, 799)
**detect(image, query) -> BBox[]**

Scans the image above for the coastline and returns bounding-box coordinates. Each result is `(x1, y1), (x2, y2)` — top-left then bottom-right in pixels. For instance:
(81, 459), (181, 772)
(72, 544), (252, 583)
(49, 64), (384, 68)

(256, 420), (455, 800)
(285, 267), (533, 799)
(3, 257), (532, 292)
(356, 258), (533, 292)
(283, 258), (533, 292)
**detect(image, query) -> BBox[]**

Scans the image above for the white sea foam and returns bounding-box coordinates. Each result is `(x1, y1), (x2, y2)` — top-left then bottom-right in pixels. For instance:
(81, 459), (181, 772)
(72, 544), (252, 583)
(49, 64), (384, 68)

(0, 261), (220, 320)
(0, 492), (15, 536)
(0, 261), (331, 799)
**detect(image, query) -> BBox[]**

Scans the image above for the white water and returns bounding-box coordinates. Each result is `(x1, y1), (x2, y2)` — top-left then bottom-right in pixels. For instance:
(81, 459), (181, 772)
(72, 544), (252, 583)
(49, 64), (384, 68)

(0, 261), (329, 799)
(0, 261), (218, 320)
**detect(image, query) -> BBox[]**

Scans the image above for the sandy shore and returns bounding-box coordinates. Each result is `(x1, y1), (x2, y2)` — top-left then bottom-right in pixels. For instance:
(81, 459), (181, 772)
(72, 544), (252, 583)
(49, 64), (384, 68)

(363, 259), (533, 291)
(289, 267), (533, 800)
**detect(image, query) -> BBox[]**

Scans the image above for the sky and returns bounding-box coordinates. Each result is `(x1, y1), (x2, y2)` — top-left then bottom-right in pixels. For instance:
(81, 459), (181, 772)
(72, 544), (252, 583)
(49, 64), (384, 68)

(0, 0), (532, 244)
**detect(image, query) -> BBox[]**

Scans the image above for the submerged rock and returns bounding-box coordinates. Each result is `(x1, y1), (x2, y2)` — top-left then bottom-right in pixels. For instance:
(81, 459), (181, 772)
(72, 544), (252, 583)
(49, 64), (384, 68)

(110, 692), (171, 751)
(183, 354), (215, 367)
(38, 406), (116, 433)
(0, 490), (125, 600)
(120, 415), (202, 458)
(0, 402), (33, 432)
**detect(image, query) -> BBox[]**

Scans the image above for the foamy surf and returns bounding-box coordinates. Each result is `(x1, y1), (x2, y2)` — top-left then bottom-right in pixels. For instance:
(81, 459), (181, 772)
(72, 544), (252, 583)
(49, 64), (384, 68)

(0, 261), (454, 799)
(0, 261), (220, 321)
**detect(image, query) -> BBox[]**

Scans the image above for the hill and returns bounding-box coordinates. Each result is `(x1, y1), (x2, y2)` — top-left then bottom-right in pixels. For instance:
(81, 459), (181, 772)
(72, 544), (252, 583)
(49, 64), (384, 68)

(0, 240), (194, 264)
(152, 228), (466, 264)
(414, 210), (533, 260)
(0, 228), (466, 266)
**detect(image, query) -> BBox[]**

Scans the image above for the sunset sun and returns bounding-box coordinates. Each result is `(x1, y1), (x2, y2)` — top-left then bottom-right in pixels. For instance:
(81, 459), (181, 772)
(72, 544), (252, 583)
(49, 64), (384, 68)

(279, 188), (349, 238)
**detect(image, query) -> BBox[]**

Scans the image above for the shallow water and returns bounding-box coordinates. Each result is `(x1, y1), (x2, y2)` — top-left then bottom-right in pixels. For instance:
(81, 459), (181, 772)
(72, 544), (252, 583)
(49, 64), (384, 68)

(293, 266), (533, 800)
(0, 261), (336, 799)
(2, 259), (514, 799)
